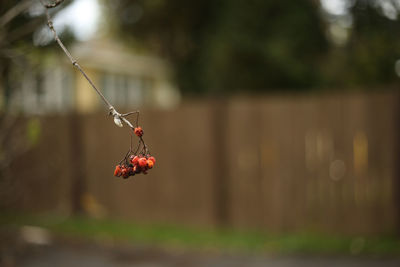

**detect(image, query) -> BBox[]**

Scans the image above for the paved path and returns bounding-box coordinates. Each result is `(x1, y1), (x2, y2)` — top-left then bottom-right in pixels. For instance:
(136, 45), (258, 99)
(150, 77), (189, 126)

(3, 242), (400, 267)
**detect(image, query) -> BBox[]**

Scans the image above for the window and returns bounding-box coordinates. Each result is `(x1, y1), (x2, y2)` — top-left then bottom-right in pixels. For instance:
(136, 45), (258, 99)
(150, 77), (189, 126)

(101, 72), (147, 108)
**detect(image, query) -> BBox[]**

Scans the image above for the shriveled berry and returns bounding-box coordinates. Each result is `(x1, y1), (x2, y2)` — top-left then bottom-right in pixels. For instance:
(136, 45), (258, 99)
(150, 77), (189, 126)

(121, 167), (129, 178)
(134, 127), (143, 137)
(133, 165), (141, 174)
(127, 167), (134, 176)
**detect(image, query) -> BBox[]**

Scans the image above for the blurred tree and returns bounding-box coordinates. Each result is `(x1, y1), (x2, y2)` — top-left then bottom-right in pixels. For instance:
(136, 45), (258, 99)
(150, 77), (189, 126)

(0, 0), (74, 109)
(346, 0), (400, 86)
(320, 0), (400, 88)
(0, 1), (83, 214)
(106, 0), (328, 94)
(0, 0), (73, 180)
(1, 0), (38, 108)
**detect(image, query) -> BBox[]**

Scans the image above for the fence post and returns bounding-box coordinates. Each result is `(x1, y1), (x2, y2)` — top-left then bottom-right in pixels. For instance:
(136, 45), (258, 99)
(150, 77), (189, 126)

(212, 98), (229, 227)
(396, 91), (400, 235)
(69, 112), (86, 215)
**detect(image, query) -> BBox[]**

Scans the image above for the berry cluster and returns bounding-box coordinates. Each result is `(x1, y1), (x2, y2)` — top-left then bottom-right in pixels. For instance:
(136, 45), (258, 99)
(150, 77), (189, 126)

(114, 126), (155, 179)
(114, 155), (156, 178)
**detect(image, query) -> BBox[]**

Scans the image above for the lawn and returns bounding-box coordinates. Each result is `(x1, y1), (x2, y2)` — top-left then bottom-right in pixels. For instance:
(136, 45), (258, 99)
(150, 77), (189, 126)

(1, 213), (399, 255)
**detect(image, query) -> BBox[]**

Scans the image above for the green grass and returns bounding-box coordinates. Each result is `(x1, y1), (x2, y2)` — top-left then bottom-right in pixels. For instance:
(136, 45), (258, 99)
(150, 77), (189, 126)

(1, 213), (400, 255)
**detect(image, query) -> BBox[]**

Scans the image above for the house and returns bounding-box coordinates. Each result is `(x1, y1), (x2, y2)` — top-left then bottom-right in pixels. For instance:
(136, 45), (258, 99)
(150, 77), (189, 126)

(4, 38), (180, 114)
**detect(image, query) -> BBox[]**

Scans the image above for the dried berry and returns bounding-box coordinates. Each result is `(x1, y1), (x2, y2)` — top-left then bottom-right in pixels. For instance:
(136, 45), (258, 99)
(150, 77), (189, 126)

(121, 167), (129, 178)
(134, 127), (143, 137)
(133, 165), (140, 173)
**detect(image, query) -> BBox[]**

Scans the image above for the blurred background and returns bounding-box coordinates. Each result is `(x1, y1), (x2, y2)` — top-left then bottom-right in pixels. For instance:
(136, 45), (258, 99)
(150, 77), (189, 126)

(1, 0), (400, 266)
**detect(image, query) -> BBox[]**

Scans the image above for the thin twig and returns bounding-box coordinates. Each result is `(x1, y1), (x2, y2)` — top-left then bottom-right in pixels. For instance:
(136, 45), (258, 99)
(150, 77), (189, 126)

(41, 2), (112, 109)
(39, 0), (138, 131)
(122, 111), (139, 127)
(42, 0), (64, 8)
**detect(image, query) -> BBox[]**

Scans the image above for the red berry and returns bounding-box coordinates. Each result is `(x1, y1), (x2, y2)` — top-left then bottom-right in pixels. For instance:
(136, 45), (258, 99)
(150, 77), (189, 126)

(138, 157), (147, 168)
(148, 156), (156, 165)
(114, 165), (122, 177)
(134, 127), (143, 137)
(147, 160), (154, 169)
(131, 156), (139, 165)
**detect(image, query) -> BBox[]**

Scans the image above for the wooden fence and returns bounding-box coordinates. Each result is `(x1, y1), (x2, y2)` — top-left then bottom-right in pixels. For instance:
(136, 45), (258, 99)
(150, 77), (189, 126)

(1, 91), (399, 235)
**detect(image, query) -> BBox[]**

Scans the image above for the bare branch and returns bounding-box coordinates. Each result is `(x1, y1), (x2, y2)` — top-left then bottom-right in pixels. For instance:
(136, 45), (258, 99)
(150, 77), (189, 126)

(0, 0), (32, 28)
(38, 0), (150, 157)
(39, 0), (115, 113)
